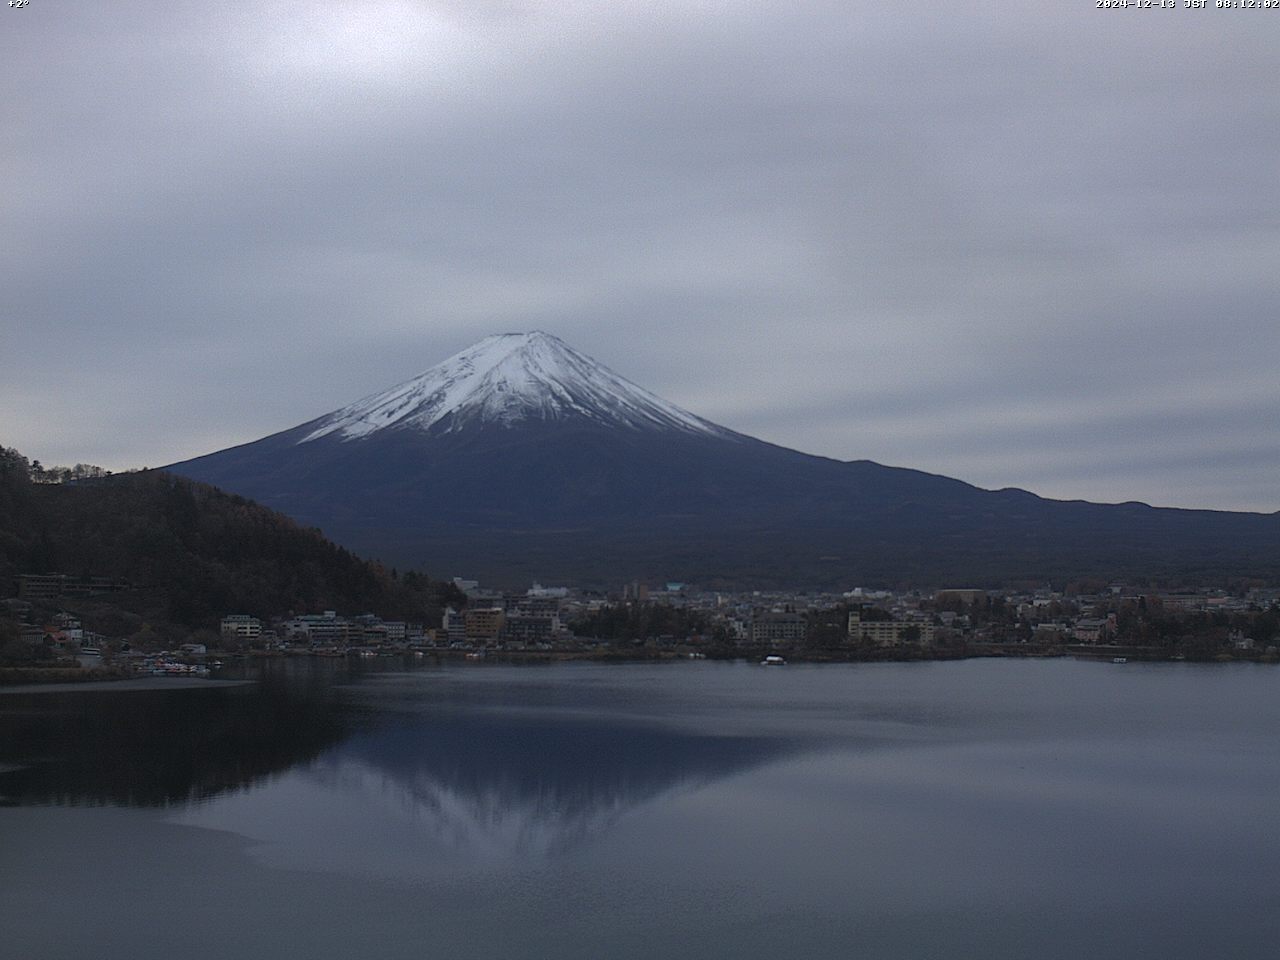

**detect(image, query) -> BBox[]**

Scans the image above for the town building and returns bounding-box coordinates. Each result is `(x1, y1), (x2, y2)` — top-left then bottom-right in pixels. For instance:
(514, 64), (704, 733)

(499, 593), (567, 646)
(623, 581), (650, 602)
(464, 607), (505, 642)
(282, 611), (348, 644)
(848, 610), (934, 645)
(442, 607), (467, 645)
(220, 614), (262, 643)
(750, 610), (807, 645)
(18, 574), (65, 602)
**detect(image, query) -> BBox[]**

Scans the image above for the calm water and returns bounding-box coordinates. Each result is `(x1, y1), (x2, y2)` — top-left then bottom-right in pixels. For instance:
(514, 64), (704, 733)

(2, 659), (1278, 959)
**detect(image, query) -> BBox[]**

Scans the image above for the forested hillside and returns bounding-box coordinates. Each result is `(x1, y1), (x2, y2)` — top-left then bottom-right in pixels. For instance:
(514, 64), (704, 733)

(0, 446), (461, 636)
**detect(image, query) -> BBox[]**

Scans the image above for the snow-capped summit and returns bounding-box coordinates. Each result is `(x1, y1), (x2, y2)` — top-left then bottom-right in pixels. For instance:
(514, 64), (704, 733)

(300, 331), (728, 443)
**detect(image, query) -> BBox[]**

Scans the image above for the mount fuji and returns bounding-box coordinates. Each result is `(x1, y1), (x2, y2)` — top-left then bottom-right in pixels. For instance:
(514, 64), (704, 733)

(167, 332), (1279, 587)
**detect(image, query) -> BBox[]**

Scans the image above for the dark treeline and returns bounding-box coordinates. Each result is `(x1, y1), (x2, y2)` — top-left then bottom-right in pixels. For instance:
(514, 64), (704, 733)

(24, 458), (115, 484)
(571, 602), (718, 642)
(0, 445), (462, 639)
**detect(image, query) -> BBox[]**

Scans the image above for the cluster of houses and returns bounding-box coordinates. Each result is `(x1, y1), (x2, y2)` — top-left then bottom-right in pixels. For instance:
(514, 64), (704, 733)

(8, 571), (1277, 666)
(0, 603), (213, 673)
(6, 609), (110, 665)
(222, 611), (419, 651)
(221, 581), (574, 653)
(203, 580), (1276, 655)
(566, 581), (1275, 650)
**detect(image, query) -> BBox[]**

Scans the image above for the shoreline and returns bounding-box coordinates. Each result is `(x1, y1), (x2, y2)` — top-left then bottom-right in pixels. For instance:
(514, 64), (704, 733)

(4, 643), (1273, 690)
(0, 676), (256, 695)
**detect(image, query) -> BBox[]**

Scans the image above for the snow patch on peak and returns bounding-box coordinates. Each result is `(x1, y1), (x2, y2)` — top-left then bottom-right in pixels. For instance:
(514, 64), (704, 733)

(299, 331), (730, 443)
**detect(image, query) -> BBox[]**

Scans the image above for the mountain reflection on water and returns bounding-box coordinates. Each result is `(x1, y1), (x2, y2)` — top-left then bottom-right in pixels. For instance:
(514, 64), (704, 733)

(6, 660), (1280, 960)
(297, 710), (788, 864)
(172, 667), (799, 874)
(1, 661), (797, 866)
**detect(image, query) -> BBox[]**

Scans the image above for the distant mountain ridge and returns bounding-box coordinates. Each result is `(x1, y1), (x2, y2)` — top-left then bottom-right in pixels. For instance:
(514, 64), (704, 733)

(167, 333), (1280, 588)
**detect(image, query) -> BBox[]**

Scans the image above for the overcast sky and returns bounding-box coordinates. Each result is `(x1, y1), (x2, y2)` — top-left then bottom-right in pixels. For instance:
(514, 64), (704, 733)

(3, 1), (1277, 511)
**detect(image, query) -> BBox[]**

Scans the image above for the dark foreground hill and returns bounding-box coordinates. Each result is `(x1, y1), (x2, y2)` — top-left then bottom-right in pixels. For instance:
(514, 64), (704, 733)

(0, 446), (460, 638)
(168, 333), (1280, 590)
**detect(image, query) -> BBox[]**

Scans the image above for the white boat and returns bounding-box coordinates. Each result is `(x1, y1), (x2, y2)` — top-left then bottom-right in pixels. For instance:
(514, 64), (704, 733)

(1112, 657), (1128, 664)
(761, 655), (786, 666)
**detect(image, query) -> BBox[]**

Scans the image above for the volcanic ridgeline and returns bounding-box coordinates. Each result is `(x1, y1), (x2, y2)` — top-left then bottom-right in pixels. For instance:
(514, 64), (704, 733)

(166, 332), (1280, 589)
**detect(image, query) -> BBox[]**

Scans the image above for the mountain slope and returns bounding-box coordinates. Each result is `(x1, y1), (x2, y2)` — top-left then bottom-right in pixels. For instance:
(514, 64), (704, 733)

(167, 333), (1280, 588)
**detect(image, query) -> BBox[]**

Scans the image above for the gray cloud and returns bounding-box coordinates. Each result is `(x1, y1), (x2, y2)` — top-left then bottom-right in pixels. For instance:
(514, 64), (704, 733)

(2, 1), (1277, 510)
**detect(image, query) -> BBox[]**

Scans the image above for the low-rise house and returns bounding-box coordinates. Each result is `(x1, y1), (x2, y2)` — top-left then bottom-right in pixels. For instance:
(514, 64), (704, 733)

(1231, 631), (1255, 651)
(1072, 618), (1108, 643)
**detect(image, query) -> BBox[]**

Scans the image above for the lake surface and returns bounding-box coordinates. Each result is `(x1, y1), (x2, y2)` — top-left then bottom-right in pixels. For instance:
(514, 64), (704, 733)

(3, 659), (1278, 959)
